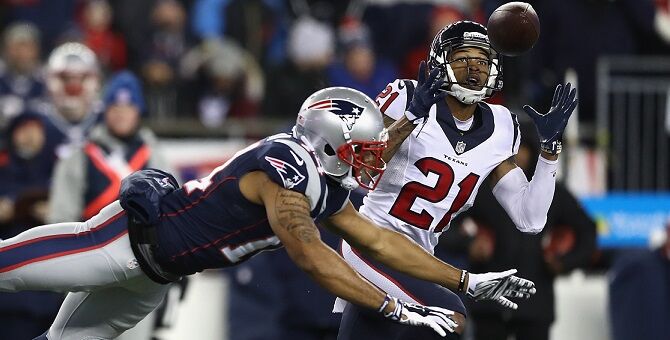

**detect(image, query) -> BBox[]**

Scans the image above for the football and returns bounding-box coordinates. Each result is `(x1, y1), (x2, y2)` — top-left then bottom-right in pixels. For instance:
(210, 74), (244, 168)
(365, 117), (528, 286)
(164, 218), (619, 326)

(487, 2), (540, 56)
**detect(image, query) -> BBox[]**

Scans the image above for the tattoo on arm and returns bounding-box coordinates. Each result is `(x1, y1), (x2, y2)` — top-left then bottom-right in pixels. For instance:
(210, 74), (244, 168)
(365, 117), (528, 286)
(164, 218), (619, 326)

(274, 190), (320, 243)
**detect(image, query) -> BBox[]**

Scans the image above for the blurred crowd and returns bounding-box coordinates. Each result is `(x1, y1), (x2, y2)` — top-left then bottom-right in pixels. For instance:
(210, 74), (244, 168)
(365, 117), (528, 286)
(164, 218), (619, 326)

(0, 0), (669, 339)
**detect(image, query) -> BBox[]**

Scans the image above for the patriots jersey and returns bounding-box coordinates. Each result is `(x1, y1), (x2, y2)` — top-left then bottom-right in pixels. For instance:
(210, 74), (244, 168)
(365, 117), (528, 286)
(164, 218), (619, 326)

(153, 133), (351, 275)
(360, 79), (520, 251)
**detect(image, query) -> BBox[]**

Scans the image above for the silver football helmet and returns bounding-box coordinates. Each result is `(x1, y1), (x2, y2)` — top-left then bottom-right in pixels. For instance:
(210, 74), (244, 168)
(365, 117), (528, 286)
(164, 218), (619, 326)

(293, 87), (387, 190)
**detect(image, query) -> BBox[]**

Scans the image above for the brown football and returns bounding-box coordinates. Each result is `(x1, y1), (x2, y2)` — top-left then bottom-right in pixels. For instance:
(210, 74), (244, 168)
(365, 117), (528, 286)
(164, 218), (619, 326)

(487, 2), (540, 56)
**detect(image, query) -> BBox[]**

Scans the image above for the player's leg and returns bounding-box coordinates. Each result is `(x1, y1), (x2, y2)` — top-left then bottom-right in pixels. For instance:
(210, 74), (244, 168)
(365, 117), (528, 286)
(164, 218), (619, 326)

(471, 314), (507, 340)
(40, 274), (169, 340)
(337, 301), (405, 340)
(0, 201), (141, 293)
(513, 318), (551, 340)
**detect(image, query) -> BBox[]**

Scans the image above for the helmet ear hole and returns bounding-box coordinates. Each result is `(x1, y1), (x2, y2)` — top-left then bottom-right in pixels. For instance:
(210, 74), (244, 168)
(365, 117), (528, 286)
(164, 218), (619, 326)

(324, 144), (336, 156)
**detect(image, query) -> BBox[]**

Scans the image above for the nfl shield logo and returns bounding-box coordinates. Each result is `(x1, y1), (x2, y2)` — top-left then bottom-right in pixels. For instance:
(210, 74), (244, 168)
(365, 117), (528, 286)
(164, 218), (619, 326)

(455, 141), (466, 155)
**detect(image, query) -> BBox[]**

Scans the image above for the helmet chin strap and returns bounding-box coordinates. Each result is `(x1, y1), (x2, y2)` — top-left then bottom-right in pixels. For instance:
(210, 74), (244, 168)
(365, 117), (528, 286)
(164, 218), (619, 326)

(445, 64), (487, 105)
(339, 169), (359, 190)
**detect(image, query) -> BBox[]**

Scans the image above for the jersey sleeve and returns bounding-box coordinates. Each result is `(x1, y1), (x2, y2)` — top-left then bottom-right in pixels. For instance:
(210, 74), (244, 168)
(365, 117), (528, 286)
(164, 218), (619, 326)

(511, 112), (521, 156)
(256, 139), (325, 211)
(374, 79), (418, 121)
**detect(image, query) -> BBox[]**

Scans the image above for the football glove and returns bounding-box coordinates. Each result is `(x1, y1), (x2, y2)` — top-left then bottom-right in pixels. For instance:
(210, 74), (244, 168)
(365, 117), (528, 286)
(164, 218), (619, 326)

(523, 82), (578, 155)
(466, 269), (536, 310)
(405, 60), (448, 125)
(380, 294), (458, 337)
(119, 168), (179, 225)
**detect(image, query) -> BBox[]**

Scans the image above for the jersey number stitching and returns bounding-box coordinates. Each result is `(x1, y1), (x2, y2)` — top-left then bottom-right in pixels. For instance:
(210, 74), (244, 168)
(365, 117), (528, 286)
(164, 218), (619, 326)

(389, 157), (479, 232)
(375, 85), (399, 114)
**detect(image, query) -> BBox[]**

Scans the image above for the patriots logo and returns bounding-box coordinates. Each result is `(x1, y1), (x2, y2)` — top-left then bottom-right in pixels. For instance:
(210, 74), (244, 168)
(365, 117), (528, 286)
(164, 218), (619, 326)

(265, 156), (306, 190)
(308, 99), (365, 130)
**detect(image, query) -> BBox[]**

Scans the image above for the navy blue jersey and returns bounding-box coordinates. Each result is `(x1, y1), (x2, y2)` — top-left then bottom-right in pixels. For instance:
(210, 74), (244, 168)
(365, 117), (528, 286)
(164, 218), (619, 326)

(154, 133), (351, 275)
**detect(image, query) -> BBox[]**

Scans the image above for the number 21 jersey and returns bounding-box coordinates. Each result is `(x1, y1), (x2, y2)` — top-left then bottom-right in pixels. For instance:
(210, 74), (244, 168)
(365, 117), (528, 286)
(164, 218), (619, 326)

(360, 79), (521, 252)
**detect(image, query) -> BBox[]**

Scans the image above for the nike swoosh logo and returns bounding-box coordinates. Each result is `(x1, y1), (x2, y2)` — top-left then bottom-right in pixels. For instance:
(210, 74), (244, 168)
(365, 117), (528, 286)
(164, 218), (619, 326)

(290, 150), (304, 166)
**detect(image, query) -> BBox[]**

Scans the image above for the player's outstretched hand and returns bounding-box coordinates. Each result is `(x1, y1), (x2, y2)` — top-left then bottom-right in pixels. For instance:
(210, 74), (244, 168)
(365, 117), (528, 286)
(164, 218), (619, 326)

(381, 294), (458, 337)
(523, 82), (578, 155)
(405, 60), (448, 124)
(466, 269), (536, 310)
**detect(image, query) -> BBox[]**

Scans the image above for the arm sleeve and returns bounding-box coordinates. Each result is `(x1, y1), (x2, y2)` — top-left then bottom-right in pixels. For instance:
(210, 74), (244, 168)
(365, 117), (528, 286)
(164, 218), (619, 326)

(492, 156), (558, 234)
(47, 151), (85, 223)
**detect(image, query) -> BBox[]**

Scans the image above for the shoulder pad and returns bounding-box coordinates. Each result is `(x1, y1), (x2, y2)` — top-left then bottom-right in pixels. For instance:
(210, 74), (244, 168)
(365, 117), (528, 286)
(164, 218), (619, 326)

(257, 137), (324, 211)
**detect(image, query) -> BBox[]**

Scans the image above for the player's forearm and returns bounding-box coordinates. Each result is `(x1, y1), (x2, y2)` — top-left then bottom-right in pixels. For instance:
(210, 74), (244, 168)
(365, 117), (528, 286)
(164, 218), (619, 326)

(493, 156), (557, 233)
(382, 116), (416, 162)
(298, 243), (389, 311)
(366, 228), (464, 291)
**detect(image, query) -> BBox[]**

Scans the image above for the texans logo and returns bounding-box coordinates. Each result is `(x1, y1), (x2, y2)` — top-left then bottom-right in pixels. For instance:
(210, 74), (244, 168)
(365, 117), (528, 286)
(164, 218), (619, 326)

(265, 156), (306, 190)
(308, 99), (365, 130)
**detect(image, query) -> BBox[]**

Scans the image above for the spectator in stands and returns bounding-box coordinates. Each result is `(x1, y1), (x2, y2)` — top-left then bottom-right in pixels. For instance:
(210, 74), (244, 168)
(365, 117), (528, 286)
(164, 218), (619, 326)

(43, 42), (102, 159)
(0, 22), (47, 134)
(609, 222), (670, 340)
(180, 38), (264, 127)
(327, 19), (397, 99)
(0, 113), (62, 340)
(47, 70), (171, 223)
(141, 0), (191, 119)
(79, 0), (127, 73)
(398, 5), (464, 80)
(441, 122), (597, 340)
(3, 0), (77, 52)
(263, 16), (333, 118)
(529, 0), (656, 132)
(0, 112), (57, 207)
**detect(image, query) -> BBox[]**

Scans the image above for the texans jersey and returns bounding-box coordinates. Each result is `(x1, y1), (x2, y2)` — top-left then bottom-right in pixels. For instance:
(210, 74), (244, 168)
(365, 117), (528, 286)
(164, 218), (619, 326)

(360, 79), (520, 252)
(153, 133), (350, 275)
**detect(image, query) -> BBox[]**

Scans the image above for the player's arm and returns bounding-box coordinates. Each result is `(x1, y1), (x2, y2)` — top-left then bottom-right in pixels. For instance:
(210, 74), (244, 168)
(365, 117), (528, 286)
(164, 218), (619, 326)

(323, 201), (464, 289)
(381, 61), (447, 162)
(242, 171), (457, 335)
(488, 83), (577, 234)
(323, 202), (536, 309)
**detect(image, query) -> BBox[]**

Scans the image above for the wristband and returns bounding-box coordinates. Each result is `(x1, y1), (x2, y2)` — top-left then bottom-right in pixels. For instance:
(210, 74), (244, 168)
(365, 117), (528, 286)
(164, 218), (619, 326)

(458, 270), (467, 292)
(377, 293), (392, 313)
(540, 140), (562, 155)
(404, 110), (424, 125)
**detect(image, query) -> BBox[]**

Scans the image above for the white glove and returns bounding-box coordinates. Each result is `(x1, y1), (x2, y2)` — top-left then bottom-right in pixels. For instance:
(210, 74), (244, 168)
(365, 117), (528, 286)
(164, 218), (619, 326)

(380, 294), (458, 337)
(466, 269), (536, 310)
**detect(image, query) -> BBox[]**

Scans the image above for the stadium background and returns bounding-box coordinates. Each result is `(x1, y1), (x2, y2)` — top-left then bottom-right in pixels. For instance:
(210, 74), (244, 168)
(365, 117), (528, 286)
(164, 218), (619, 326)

(1, 0), (669, 339)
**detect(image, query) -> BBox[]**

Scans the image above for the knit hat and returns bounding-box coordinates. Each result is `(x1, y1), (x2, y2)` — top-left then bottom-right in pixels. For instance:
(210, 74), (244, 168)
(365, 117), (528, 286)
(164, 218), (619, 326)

(102, 70), (146, 114)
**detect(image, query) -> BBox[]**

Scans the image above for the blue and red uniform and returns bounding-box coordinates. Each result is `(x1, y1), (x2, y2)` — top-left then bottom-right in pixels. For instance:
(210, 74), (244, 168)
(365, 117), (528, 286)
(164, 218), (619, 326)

(0, 132), (351, 339)
(154, 132), (350, 275)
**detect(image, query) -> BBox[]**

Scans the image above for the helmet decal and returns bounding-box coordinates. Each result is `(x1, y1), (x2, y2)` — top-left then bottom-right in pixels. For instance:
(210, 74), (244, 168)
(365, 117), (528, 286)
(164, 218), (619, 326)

(308, 99), (365, 130)
(294, 87), (388, 190)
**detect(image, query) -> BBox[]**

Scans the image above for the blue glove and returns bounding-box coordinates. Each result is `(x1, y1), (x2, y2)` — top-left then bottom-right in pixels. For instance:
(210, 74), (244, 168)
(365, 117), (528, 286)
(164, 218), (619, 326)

(523, 83), (578, 155)
(406, 60), (448, 124)
(119, 168), (179, 225)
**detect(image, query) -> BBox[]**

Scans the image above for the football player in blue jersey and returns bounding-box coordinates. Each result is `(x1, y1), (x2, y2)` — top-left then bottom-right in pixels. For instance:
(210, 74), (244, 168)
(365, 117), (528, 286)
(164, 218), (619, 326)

(0, 86), (534, 340)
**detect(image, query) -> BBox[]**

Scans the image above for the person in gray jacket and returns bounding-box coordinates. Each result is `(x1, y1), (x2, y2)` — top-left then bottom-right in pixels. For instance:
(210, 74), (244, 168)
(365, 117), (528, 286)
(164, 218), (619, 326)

(47, 70), (172, 223)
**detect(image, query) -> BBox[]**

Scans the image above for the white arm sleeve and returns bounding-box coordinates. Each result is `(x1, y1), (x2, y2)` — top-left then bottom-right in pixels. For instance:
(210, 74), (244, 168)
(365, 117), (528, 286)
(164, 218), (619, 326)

(492, 156), (558, 234)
